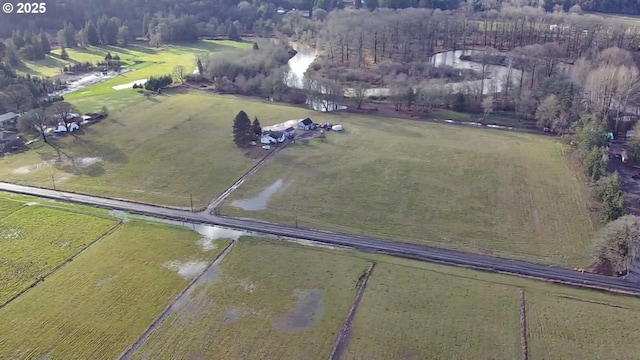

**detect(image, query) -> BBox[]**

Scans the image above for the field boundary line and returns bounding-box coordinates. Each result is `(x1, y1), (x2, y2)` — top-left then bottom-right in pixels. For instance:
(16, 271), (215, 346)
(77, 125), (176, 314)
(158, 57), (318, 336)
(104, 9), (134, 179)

(118, 240), (236, 360)
(328, 262), (376, 360)
(520, 289), (529, 360)
(0, 221), (124, 310)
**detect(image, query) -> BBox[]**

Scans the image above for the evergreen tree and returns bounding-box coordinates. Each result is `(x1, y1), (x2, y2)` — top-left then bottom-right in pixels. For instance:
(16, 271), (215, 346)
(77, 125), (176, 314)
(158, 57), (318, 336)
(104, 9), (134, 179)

(85, 21), (100, 45)
(63, 22), (76, 47)
(40, 31), (51, 54)
(105, 52), (113, 60)
(60, 45), (69, 60)
(196, 58), (204, 76)
(453, 93), (466, 112)
(117, 25), (131, 46)
(252, 117), (262, 137)
(228, 23), (241, 41)
(142, 13), (151, 38)
(233, 110), (253, 147)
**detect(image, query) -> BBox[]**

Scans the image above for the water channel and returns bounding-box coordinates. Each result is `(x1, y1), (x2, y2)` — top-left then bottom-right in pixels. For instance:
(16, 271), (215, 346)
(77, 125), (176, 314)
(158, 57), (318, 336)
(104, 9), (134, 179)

(286, 44), (523, 111)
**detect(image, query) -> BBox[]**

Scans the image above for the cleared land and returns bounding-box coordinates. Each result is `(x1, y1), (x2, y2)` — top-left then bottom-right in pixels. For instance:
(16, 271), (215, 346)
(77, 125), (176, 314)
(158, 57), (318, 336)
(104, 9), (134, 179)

(343, 262), (521, 360)
(0, 92), (318, 207)
(528, 292), (640, 359)
(129, 238), (371, 360)
(343, 256), (640, 360)
(221, 113), (595, 266)
(0, 220), (230, 359)
(20, 40), (250, 112)
(0, 201), (118, 305)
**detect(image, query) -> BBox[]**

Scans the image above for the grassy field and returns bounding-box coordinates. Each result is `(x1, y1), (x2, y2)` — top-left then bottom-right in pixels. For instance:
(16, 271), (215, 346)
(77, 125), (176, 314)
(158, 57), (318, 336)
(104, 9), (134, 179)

(344, 262), (521, 359)
(0, 220), (231, 359)
(129, 238), (370, 360)
(528, 292), (640, 359)
(342, 255), (640, 360)
(19, 40), (251, 112)
(0, 92), (318, 207)
(0, 201), (118, 305)
(221, 112), (595, 267)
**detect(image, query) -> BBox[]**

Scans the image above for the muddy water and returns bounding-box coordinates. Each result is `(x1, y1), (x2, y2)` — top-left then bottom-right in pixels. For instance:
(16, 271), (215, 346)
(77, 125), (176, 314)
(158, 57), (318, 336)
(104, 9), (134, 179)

(230, 179), (286, 211)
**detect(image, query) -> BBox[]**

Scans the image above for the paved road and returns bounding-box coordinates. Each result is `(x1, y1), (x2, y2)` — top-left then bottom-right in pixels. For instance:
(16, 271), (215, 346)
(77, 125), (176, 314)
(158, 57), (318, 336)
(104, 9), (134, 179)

(3, 181), (640, 295)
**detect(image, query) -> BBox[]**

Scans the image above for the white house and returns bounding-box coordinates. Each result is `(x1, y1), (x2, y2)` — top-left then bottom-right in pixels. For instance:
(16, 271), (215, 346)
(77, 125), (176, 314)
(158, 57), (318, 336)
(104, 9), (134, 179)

(54, 122), (80, 133)
(261, 131), (286, 144)
(298, 118), (315, 130)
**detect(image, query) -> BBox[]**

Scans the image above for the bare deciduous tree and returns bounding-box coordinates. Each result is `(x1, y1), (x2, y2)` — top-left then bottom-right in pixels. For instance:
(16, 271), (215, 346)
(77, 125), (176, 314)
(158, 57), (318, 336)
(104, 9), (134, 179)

(18, 109), (53, 144)
(172, 65), (187, 84)
(46, 101), (77, 131)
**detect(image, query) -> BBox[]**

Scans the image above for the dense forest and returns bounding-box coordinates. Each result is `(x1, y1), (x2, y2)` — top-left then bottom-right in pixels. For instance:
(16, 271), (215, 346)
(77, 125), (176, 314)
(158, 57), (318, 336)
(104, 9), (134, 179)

(3, 0), (640, 40)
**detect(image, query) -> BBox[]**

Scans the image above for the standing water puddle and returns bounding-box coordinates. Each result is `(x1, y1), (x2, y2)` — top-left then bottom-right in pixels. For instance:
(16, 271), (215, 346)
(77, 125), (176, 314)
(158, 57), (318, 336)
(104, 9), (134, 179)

(108, 210), (251, 239)
(230, 179), (287, 211)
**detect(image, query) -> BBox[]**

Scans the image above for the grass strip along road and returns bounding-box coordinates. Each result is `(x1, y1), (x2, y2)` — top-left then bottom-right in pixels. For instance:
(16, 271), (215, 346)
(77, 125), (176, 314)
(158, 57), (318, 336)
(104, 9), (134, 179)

(0, 181), (638, 296)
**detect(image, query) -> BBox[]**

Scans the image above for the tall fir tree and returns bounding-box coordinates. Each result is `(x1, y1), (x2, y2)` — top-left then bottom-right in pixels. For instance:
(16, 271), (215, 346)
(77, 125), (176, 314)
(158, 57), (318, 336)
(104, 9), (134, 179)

(85, 21), (100, 45)
(60, 45), (69, 60)
(233, 110), (253, 147)
(252, 117), (262, 137)
(40, 31), (51, 54)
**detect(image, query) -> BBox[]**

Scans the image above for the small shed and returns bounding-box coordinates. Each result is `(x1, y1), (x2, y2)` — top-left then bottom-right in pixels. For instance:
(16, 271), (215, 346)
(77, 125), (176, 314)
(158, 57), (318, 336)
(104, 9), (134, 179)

(298, 118), (315, 130)
(284, 127), (296, 138)
(0, 112), (19, 130)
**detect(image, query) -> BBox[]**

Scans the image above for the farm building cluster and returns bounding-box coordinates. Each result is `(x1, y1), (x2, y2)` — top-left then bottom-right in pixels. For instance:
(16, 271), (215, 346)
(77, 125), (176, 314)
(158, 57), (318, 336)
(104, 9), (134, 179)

(0, 110), (107, 153)
(260, 118), (343, 146)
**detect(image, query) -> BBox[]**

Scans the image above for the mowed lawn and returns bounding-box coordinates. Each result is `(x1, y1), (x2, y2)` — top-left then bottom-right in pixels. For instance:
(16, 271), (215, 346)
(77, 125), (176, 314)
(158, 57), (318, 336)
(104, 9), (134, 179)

(0, 221), (230, 359)
(344, 262), (521, 360)
(221, 115), (595, 266)
(130, 238), (371, 360)
(343, 256), (640, 360)
(0, 93), (316, 207)
(0, 203), (117, 305)
(20, 40), (251, 112)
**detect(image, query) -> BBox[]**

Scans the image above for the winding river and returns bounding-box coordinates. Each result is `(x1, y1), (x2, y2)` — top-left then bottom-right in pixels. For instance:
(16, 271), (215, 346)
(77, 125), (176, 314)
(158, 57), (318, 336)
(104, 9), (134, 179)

(287, 44), (522, 110)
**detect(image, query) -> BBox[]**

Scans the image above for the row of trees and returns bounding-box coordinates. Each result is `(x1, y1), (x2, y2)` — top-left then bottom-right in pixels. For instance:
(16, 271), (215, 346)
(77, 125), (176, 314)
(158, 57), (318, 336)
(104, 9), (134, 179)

(145, 75), (173, 92)
(6, 30), (52, 62)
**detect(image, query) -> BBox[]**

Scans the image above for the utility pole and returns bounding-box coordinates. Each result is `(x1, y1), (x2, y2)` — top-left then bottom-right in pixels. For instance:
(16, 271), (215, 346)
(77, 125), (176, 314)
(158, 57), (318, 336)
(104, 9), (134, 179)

(294, 206), (298, 228)
(51, 174), (56, 190)
(190, 192), (194, 212)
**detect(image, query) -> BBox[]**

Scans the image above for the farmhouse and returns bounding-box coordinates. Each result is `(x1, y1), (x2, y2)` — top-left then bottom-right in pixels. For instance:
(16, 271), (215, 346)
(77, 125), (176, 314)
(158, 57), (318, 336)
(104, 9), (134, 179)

(261, 131), (286, 144)
(284, 127), (296, 138)
(0, 112), (19, 131)
(298, 118), (315, 130)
